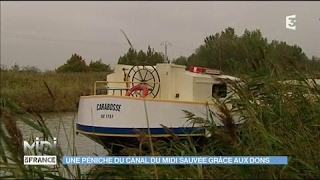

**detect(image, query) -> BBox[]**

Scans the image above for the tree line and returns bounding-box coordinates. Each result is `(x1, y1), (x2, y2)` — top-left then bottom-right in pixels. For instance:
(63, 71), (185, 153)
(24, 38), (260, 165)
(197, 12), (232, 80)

(170, 27), (320, 77)
(117, 27), (320, 78)
(1, 54), (113, 73)
(55, 54), (112, 73)
(2, 27), (320, 76)
(117, 45), (166, 65)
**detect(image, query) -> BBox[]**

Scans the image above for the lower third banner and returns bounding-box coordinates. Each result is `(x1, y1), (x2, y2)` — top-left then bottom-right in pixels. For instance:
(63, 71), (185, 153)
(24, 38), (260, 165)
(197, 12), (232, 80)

(62, 156), (288, 165)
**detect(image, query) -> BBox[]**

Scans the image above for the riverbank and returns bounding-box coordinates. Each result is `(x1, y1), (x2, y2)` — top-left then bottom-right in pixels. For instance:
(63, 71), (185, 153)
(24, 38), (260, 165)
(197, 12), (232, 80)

(1, 71), (109, 112)
(2, 70), (320, 113)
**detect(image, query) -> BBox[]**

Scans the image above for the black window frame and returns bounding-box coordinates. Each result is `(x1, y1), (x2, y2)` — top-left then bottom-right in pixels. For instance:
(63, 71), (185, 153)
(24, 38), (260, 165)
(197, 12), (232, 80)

(212, 83), (228, 98)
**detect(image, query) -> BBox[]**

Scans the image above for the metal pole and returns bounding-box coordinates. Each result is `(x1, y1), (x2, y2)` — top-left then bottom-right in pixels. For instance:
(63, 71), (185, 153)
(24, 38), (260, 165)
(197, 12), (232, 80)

(165, 46), (167, 60)
(161, 41), (171, 63)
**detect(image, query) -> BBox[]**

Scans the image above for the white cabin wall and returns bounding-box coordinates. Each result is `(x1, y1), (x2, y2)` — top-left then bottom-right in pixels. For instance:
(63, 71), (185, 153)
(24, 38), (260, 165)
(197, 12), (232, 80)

(106, 64), (130, 84)
(105, 65), (131, 95)
(170, 64), (188, 100)
(176, 72), (194, 101)
(156, 64), (171, 100)
(193, 76), (215, 102)
(156, 64), (189, 100)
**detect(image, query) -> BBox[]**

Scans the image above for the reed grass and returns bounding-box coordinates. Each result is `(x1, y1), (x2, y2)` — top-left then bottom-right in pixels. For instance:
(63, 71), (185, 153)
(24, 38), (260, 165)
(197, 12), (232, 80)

(0, 71), (109, 113)
(1, 66), (319, 179)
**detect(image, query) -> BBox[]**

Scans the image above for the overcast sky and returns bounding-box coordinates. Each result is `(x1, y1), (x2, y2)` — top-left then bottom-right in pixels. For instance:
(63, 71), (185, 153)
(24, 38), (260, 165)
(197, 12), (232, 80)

(1, 1), (319, 70)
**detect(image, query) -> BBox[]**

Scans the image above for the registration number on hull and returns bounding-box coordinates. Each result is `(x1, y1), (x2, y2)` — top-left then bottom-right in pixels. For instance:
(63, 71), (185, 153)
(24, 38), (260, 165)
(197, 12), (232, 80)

(101, 114), (114, 119)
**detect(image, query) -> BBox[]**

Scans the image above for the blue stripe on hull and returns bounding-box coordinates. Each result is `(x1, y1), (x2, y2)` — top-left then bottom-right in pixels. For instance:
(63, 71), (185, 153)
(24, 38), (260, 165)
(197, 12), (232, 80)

(76, 123), (205, 135)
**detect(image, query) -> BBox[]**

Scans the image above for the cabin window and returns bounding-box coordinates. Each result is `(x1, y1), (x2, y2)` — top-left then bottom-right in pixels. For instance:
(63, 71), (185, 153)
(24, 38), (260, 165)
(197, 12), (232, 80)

(212, 83), (227, 98)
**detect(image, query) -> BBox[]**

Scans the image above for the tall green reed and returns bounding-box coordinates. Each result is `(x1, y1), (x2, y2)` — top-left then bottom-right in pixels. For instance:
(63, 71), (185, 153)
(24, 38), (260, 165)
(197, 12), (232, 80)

(0, 81), (84, 179)
(1, 70), (319, 179)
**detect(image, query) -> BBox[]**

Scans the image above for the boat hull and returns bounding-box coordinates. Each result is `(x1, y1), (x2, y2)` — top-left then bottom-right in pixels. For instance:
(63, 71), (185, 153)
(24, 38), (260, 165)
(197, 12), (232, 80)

(77, 130), (207, 154)
(76, 95), (240, 153)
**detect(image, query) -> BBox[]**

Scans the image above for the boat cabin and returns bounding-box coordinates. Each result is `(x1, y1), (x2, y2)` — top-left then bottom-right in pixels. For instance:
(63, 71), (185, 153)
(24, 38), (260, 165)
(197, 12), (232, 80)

(94, 63), (240, 103)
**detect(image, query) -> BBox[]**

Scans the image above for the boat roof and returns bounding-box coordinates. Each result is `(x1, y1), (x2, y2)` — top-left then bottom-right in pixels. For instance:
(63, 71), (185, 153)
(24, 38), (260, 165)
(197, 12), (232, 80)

(113, 63), (241, 82)
(185, 71), (240, 82)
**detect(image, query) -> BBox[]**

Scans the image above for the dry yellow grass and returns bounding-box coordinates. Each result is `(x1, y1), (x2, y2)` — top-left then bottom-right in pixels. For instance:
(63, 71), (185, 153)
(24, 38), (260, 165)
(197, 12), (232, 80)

(1, 71), (109, 112)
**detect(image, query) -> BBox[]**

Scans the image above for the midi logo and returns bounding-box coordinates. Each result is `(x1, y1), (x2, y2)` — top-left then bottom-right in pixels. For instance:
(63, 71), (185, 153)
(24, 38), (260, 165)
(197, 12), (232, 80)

(286, 14), (296, 30)
(23, 137), (57, 165)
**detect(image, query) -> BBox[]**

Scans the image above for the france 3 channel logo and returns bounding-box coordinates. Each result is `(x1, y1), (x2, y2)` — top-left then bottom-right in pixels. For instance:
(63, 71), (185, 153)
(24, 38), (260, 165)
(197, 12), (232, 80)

(23, 137), (57, 165)
(286, 14), (297, 30)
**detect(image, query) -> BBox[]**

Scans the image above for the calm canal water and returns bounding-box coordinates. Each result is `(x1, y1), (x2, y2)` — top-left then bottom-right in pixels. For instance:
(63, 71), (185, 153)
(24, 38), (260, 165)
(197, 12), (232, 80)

(17, 112), (106, 155)
(15, 112), (106, 174)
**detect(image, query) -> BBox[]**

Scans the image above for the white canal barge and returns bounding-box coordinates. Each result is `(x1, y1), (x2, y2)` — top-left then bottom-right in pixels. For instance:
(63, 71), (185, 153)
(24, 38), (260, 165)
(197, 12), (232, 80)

(76, 63), (242, 153)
